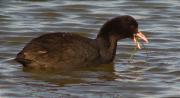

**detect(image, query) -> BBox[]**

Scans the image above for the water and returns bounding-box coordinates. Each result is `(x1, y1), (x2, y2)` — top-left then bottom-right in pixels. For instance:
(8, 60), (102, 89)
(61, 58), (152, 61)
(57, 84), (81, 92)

(0, 0), (180, 98)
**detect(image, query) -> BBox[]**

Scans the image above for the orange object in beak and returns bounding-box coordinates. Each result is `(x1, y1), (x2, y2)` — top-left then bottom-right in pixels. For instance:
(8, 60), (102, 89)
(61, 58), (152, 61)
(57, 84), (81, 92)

(133, 31), (149, 49)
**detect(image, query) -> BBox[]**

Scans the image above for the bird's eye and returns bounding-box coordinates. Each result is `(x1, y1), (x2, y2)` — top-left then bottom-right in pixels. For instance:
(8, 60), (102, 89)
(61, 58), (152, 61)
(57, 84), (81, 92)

(130, 25), (134, 29)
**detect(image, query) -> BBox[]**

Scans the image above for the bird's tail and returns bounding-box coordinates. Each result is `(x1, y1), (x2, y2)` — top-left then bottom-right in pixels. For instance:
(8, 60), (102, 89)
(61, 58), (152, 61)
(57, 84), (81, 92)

(15, 52), (31, 66)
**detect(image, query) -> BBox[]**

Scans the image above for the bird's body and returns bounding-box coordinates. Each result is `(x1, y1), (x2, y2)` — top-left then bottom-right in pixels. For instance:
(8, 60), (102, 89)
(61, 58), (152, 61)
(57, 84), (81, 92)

(17, 33), (101, 69)
(15, 15), (148, 69)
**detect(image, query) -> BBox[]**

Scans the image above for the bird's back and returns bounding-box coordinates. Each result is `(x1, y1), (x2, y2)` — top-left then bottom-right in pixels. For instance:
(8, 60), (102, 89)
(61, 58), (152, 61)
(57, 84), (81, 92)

(16, 32), (100, 69)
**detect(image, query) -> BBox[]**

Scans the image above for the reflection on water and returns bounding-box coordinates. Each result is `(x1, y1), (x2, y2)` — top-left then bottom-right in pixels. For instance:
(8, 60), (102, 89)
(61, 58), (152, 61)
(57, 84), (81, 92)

(23, 63), (115, 86)
(0, 0), (180, 98)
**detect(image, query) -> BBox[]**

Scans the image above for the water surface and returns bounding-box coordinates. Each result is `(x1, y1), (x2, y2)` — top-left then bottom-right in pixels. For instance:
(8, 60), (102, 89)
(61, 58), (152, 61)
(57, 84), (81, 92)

(0, 0), (180, 98)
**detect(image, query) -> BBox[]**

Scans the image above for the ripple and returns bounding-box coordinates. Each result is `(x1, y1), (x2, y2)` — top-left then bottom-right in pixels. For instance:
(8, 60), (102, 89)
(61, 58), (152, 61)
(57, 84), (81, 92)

(0, 0), (180, 98)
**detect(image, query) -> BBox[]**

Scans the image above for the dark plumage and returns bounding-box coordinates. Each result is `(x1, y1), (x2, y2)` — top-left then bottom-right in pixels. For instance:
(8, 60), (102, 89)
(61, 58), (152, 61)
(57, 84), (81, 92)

(15, 15), (147, 69)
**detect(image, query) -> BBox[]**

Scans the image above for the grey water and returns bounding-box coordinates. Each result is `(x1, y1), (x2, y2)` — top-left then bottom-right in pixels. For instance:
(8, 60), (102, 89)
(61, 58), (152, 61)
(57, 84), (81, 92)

(0, 0), (180, 98)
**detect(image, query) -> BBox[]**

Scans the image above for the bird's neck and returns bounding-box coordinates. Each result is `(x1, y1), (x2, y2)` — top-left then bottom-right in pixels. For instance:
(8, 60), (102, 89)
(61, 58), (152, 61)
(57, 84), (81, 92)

(96, 35), (119, 63)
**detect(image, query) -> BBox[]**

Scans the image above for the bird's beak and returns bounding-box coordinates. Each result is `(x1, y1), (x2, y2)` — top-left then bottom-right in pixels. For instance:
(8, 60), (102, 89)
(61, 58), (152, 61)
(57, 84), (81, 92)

(133, 31), (149, 49)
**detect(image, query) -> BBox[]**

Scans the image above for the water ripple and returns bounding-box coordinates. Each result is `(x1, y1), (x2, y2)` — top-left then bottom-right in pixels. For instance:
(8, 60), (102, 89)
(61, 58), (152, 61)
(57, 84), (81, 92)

(0, 0), (180, 98)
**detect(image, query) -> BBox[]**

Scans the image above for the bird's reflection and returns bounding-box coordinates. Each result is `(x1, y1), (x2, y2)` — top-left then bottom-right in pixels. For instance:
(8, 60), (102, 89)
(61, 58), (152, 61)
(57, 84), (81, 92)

(23, 63), (116, 86)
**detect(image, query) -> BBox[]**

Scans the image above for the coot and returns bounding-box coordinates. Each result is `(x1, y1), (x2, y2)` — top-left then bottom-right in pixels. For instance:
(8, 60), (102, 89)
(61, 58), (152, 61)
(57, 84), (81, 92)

(15, 15), (148, 69)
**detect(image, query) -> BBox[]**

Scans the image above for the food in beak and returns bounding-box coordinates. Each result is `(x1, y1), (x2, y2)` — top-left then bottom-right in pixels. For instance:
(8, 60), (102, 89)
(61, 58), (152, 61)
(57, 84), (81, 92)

(133, 31), (149, 49)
